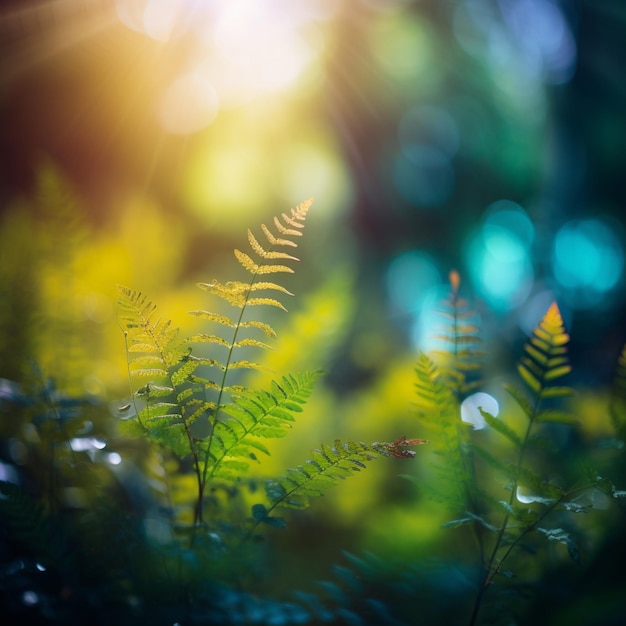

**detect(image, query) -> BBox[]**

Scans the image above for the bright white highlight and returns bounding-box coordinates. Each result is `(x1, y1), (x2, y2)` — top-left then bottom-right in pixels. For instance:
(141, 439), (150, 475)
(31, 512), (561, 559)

(117, 0), (329, 132)
(461, 392), (499, 430)
(107, 452), (123, 466)
(70, 437), (106, 452)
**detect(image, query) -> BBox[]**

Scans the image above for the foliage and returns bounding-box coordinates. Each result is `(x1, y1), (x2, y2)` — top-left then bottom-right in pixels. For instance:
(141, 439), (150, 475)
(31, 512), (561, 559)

(1, 207), (625, 625)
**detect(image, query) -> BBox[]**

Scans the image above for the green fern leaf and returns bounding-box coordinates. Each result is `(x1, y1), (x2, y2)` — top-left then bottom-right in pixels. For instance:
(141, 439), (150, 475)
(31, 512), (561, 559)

(413, 352), (456, 417)
(479, 409), (522, 447)
(429, 271), (484, 397)
(264, 440), (383, 510)
(117, 286), (206, 458)
(535, 409), (578, 425)
(540, 386), (575, 399)
(504, 384), (533, 419)
(513, 466), (564, 500)
(187, 334), (232, 347)
(240, 320), (277, 337)
(249, 281), (294, 295)
(228, 360), (271, 371)
(206, 372), (321, 481)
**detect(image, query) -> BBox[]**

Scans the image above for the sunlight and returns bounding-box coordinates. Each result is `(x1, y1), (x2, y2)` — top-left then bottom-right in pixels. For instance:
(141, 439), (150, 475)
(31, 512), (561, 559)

(116, 0), (330, 128)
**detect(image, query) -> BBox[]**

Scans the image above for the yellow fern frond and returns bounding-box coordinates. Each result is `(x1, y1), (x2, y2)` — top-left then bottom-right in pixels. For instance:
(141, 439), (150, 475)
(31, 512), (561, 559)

(234, 249), (296, 276)
(247, 230), (300, 261)
(246, 297), (288, 310)
(240, 320), (277, 337)
(261, 223), (297, 248)
(518, 302), (572, 396)
(249, 282), (294, 296)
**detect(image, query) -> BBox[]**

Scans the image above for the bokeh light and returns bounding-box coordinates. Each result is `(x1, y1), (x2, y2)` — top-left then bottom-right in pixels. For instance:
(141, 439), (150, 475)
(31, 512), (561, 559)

(386, 251), (442, 316)
(385, 251), (447, 352)
(393, 147), (455, 208)
(552, 218), (624, 309)
(499, 0), (577, 85)
(158, 73), (219, 134)
(1, 0), (626, 622)
(116, 0), (330, 132)
(461, 392), (499, 430)
(465, 200), (535, 311)
(369, 10), (431, 82)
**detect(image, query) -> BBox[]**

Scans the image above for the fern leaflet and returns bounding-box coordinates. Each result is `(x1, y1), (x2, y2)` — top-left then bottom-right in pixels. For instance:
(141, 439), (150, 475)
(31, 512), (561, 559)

(116, 287), (202, 459)
(205, 371), (322, 481)
(245, 437), (425, 539)
(430, 270), (484, 397)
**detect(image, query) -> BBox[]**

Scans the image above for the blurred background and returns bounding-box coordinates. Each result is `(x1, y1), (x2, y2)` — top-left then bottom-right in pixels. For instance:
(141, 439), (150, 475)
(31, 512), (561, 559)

(1, 0), (624, 393)
(0, 0), (626, 623)
(1, 0), (626, 612)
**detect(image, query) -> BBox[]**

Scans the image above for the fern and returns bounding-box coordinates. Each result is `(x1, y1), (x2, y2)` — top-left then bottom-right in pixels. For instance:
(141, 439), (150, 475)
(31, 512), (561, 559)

(413, 351), (469, 511)
(247, 437), (427, 537)
(118, 200), (315, 525)
(206, 371), (322, 481)
(413, 273), (485, 537)
(465, 303), (583, 625)
(431, 270), (484, 397)
(410, 292), (620, 625)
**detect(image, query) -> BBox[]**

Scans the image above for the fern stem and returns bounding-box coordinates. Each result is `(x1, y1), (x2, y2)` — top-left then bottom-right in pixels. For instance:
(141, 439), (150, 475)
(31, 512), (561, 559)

(469, 387), (542, 626)
(450, 286), (485, 567)
(196, 273), (260, 526)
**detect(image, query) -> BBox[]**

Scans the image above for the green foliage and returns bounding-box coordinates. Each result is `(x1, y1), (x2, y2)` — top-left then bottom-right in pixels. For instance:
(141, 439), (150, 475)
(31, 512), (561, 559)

(2, 204), (625, 626)
(413, 273), (483, 514)
(115, 198), (425, 555)
(117, 200), (330, 524)
(407, 290), (625, 625)
(430, 270), (484, 396)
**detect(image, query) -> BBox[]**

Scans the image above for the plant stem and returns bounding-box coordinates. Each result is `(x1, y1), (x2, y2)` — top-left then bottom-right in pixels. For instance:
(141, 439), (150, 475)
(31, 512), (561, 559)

(468, 390), (542, 626)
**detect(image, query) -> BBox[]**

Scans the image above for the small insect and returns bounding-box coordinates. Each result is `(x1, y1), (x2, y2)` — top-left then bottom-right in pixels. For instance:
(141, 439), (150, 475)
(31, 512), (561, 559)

(375, 435), (429, 459)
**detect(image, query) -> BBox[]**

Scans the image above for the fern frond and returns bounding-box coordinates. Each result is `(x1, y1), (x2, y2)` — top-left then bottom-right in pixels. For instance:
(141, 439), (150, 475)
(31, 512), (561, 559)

(430, 271), (484, 397)
(234, 249), (295, 276)
(205, 372), (321, 481)
(117, 286), (203, 459)
(413, 352), (458, 421)
(245, 436), (426, 540)
(413, 351), (474, 512)
(470, 303), (578, 599)
(245, 297), (289, 310)
(241, 320), (277, 337)
(264, 439), (412, 512)
(261, 223), (298, 247)
(515, 303), (572, 403)
(190, 200), (313, 524)
(247, 229), (300, 261)
(117, 287), (186, 368)
(188, 309), (238, 327)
